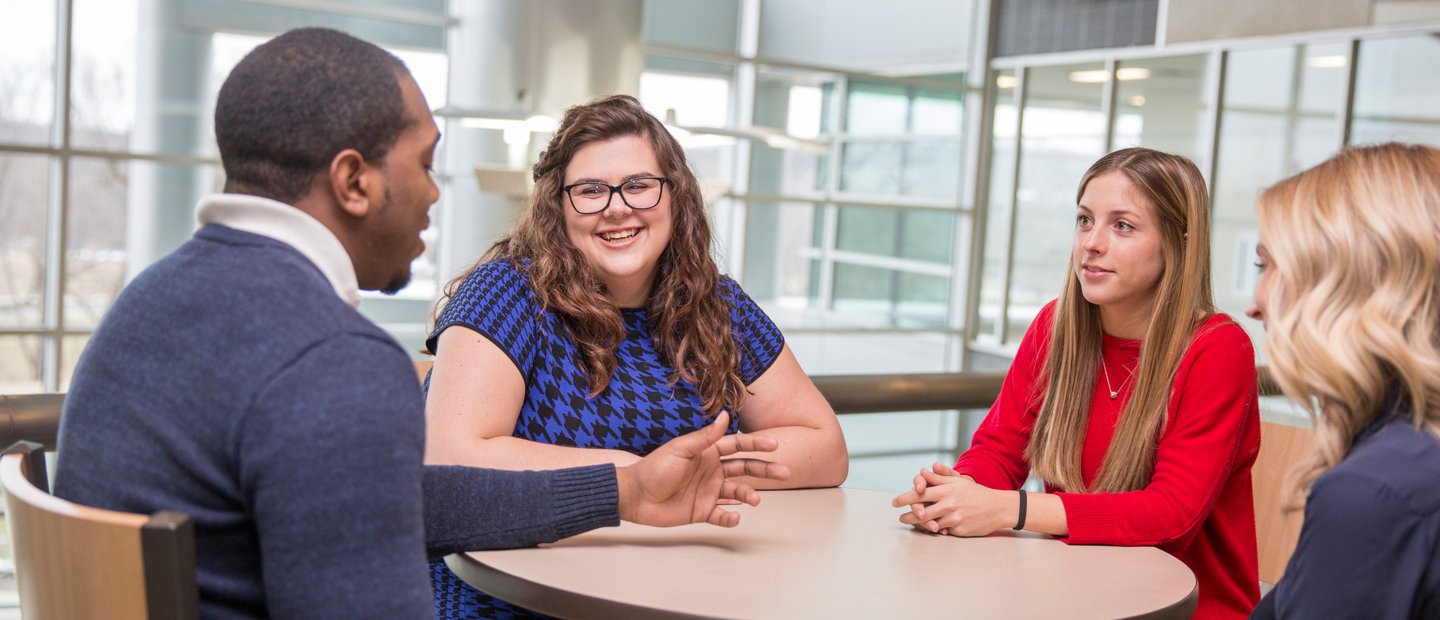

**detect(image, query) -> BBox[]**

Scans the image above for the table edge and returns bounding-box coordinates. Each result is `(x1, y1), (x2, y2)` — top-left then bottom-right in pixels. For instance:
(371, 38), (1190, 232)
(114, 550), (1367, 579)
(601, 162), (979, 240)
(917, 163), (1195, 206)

(445, 551), (719, 620)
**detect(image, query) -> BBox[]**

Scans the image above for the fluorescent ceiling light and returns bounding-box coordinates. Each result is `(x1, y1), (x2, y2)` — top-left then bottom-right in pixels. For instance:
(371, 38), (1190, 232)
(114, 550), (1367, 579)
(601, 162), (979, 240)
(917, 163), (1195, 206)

(1307, 55), (1347, 68)
(1116, 67), (1151, 81)
(1068, 69), (1108, 83)
(1128, 95), (1146, 107)
(1068, 67), (1151, 83)
(996, 75), (1018, 89)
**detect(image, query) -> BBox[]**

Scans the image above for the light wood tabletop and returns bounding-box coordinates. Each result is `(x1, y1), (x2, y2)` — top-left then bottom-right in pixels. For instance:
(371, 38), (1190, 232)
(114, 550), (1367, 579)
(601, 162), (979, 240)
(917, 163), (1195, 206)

(446, 487), (1197, 619)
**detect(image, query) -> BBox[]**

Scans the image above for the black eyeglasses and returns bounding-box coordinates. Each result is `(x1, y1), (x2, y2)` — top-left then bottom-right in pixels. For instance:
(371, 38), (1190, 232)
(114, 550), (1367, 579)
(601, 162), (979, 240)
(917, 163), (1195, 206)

(560, 176), (670, 215)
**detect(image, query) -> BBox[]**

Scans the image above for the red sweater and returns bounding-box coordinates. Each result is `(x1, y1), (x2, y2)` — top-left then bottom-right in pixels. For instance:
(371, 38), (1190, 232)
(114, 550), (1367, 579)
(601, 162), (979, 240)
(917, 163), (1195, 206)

(956, 301), (1260, 619)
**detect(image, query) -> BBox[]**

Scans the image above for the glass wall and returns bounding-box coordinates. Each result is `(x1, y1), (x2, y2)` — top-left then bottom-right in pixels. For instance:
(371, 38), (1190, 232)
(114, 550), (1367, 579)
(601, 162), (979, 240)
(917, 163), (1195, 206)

(0, 0), (449, 392)
(1005, 62), (1106, 343)
(1351, 34), (1440, 146)
(640, 1), (981, 491)
(1212, 43), (1347, 344)
(982, 28), (1440, 362)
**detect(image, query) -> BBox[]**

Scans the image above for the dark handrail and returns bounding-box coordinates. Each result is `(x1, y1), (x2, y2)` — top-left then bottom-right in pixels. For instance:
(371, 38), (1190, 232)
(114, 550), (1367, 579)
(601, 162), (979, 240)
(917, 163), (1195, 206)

(813, 372), (1007, 414)
(0, 393), (65, 451)
(0, 369), (1281, 449)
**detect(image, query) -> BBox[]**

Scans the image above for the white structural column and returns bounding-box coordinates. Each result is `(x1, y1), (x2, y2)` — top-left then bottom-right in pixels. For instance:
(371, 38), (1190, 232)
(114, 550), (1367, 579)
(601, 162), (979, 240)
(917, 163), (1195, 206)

(127, 0), (213, 281)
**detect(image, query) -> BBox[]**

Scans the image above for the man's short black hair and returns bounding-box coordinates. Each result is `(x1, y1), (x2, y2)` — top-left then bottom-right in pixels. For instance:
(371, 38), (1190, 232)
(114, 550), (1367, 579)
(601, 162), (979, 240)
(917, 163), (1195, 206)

(215, 28), (413, 203)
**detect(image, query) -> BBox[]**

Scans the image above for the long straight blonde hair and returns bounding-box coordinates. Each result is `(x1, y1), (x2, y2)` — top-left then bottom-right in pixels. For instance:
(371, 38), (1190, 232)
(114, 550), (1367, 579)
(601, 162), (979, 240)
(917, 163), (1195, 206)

(1256, 143), (1440, 500)
(1026, 148), (1216, 493)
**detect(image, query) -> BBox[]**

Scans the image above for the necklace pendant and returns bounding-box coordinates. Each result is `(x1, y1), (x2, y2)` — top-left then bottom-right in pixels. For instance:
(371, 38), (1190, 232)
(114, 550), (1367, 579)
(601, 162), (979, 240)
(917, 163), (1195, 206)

(1109, 389), (1119, 399)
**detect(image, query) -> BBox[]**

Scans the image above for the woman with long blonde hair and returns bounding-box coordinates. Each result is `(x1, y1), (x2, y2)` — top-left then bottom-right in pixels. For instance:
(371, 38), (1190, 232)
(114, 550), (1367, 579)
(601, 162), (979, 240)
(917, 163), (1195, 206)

(1248, 143), (1440, 619)
(893, 147), (1261, 619)
(421, 95), (847, 618)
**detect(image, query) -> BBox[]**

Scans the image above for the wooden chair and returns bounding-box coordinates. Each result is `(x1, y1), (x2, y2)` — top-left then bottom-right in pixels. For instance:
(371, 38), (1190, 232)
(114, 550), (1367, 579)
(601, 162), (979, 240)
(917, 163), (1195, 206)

(1, 441), (198, 620)
(1252, 421), (1316, 587)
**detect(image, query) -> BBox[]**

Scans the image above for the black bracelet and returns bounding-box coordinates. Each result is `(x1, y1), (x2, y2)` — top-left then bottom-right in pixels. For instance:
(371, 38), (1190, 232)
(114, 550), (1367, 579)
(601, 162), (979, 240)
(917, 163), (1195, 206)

(1013, 488), (1028, 531)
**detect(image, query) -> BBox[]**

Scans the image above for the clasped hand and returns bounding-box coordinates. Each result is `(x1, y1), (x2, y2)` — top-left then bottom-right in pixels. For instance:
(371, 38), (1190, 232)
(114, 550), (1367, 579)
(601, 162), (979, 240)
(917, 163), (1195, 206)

(617, 411), (791, 528)
(890, 461), (1013, 537)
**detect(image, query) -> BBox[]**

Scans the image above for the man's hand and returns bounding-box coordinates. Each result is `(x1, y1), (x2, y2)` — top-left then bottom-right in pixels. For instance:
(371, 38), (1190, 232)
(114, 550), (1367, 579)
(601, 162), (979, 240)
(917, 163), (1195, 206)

(616, 412), (791, 527)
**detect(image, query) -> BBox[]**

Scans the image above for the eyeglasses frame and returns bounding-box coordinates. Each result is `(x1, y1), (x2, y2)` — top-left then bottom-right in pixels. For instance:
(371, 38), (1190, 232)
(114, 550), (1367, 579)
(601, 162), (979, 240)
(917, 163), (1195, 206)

(560, 176), (671, 215)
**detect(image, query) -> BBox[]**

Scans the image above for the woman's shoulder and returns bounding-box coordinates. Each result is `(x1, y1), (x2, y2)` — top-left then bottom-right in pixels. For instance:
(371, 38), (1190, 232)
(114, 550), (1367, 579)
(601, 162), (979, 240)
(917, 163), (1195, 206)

(437, 258), (541, 324)
(1329, 420), (1440, 516)
(714, 274), (747, 301)
(455, 258), (535, 296)
(1187, 312), (1255, 357)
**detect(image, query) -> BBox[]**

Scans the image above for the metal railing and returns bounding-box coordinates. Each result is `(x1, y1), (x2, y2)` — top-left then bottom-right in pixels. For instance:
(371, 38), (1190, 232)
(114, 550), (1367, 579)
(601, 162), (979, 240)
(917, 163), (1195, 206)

(0, 370), (1279, 450)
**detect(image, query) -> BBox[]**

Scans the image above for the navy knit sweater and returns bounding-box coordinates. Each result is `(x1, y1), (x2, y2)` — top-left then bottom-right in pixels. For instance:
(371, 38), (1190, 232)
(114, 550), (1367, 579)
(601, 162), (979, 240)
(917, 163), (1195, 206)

(54, 224), (620, 619)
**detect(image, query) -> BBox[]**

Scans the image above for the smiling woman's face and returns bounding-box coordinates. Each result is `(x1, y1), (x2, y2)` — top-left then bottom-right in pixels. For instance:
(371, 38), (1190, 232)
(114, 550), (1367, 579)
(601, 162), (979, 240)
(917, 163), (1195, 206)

(562, 134), (673, 307)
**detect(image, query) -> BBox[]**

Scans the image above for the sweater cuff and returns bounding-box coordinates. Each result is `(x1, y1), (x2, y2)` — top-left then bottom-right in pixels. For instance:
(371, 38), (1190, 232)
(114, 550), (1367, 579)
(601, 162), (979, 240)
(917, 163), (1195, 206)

(1054, 492), (1120, 544)
(549, 465), (621, 539)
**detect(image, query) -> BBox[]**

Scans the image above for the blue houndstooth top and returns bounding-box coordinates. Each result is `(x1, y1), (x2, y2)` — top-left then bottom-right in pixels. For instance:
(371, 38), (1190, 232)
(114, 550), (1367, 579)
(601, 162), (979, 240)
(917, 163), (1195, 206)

(426, 259), (785, 453)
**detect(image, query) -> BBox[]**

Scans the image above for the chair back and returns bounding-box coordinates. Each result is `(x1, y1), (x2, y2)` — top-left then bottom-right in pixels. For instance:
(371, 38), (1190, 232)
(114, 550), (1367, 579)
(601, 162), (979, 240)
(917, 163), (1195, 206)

(1252, 421), (1316, 586)
(1, 441), (198, 620)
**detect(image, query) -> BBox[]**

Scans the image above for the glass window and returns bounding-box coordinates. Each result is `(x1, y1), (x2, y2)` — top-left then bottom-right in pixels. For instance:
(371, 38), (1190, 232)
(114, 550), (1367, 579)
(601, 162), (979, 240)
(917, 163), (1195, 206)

(1213, 43), (1346, 347)
(977, 69), (1018, 338)
(836, 206), (955, 264)
(1112, 54), (1215, 163)
(66, 158), (220, 328)
(0, 0), (57, 147)
(898, 209), (955, 264)
(836, 206), (900, 256)
(0, 154), (52, 328)
(640, 70), (732, 127)
(830, 263), (950, 328)
(896, 271), (950, 327)
(831, 263), (892, 319)
(912, 89), (964, 134)
(1351, 34), (1440, 147)
(1007, 62), (1106, 342)
(846, 82), (908, 135)
(70, 0), (140, 153)
(60, 333), (90, 392)
(902, 141), (962, 201)
(640, 68), (737, 186)
(0, 336), (44, 395)
(789, 331), (960, 374)
(839, 142), (904, 195)
(750, 144), (827, 196)
(741, 200), (821, 304)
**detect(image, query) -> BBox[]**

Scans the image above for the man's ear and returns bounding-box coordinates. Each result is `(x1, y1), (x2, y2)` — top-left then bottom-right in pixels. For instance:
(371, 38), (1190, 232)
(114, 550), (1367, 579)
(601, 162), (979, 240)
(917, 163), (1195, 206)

(329, 148), (376, 218)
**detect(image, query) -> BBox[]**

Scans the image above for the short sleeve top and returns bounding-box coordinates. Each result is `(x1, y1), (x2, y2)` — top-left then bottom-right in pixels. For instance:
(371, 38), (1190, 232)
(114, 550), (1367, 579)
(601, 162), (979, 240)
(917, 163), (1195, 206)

(427, 259), (785, 454)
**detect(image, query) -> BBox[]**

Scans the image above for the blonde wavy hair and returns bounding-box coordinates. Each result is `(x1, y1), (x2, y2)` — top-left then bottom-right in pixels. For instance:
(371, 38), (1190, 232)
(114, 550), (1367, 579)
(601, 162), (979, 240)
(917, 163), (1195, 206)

(1026, 147), (1217, 493)
(1256, 142), (1440, 500)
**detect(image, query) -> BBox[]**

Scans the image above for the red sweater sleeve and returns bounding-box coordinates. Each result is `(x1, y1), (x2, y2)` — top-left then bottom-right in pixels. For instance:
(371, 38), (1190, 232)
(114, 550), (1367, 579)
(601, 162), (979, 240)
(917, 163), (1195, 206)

(1056, 320), (1260, 547)
(953, 302), (1055, 490)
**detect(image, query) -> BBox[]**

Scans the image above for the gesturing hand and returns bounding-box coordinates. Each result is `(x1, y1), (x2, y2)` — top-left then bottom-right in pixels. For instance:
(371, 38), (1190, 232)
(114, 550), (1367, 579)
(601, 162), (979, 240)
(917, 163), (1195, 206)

(616, 412), (791, 527)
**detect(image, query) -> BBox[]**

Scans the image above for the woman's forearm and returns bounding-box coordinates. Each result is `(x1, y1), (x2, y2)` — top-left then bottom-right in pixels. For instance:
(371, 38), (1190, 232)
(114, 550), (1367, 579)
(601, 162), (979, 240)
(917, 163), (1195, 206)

(426, 434), (640, 470)
(723, 425), (848, 489)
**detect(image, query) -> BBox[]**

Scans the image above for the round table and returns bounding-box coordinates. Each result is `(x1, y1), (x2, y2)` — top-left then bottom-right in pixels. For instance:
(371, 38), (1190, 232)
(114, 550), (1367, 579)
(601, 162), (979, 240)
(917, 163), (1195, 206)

(446, 487), (1197, 619)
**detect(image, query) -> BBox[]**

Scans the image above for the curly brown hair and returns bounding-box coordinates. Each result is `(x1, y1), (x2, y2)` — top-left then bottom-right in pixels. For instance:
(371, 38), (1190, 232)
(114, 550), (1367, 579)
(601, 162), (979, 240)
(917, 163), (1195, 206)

(433, 95), (745, 415)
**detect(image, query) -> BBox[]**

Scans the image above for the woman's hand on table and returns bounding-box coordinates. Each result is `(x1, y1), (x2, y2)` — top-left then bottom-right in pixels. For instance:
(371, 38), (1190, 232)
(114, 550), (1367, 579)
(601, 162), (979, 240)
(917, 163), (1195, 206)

(616, 412), (791, 527)
(892, 465), (1017, 537)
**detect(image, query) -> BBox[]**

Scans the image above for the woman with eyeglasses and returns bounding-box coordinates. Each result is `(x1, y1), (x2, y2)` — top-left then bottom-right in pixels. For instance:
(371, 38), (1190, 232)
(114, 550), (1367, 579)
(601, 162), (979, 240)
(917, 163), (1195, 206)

(892, 147), (1261, 619)
(1247, 143), (1440, 619)
(420, 94), (847, 618)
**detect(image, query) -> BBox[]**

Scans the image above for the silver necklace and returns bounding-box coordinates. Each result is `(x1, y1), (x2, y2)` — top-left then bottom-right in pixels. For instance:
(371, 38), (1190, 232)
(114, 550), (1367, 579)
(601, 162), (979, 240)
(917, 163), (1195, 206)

(1101, 358), (1135, 399)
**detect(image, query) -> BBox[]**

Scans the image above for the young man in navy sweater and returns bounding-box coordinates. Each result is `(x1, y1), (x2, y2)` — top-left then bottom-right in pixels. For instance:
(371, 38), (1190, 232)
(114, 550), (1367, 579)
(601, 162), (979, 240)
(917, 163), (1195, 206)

(53, 27), (787, 619)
